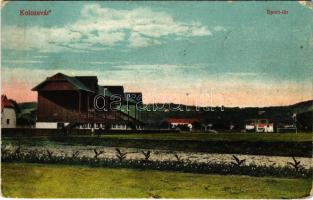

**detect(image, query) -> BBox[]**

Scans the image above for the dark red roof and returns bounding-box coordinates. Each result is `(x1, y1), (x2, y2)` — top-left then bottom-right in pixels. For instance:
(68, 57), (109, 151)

(166, 118), (199, 124)
(1, 95), (14, 109)
(32, 73), (95, 93)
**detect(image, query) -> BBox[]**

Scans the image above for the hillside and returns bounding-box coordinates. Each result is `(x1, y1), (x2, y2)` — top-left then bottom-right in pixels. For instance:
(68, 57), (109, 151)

(16, 100), (312, 131)
(142, 100), (313, 131)
(290, 100), (313, 114)
(18, 102), (37, 114)
(16, 102), (37, 126)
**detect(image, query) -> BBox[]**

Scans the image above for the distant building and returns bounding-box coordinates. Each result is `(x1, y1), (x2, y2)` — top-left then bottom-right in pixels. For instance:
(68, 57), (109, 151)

(245, 119), (274, 133)
(164, 118), (201, 131)
(1, 95), (17, 128)
(32, 73), (143, 130)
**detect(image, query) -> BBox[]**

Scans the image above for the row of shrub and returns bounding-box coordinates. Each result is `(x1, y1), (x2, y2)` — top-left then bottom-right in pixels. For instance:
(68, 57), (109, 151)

(1, 148), (311, 179)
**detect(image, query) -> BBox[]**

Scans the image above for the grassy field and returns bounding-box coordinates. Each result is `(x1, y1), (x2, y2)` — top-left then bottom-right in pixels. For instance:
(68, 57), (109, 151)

(101, 132), (313, 142)
(4, 133), (312, 144)
(2, 163), (312, 198)
(4, 132), (313, 143)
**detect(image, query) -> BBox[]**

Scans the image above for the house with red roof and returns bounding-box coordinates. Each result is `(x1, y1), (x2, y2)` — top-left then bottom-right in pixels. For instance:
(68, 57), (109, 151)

(164, 118), (201, 131)
(1, 95), (17, 128)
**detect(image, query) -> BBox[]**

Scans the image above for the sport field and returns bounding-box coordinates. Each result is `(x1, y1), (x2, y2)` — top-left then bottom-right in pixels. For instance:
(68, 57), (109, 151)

(3, 133), (312, 144)
(2, 163), (312, 198)
(102, 132), (313, 142)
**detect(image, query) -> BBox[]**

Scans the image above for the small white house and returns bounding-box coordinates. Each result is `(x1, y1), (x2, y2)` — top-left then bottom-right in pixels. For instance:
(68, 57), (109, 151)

(245, 119), (274, 133)
(165, 118), (200, 131)
(1, 95), (17, 128)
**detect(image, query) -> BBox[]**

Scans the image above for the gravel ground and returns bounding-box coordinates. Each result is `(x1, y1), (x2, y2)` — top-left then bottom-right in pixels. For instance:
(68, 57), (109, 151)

(13, 144), (313, 169)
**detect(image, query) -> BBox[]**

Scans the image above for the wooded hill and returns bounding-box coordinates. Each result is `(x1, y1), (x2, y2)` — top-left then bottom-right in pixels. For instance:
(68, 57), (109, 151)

(17, 100), (312, 132)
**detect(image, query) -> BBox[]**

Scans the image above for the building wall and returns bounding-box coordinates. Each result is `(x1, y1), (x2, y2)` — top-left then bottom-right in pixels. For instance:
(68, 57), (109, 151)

(1, 108), (16, 128)
(37, 91), (93, 122)
(36, 122), (58, 129)
(170, 122), (193, 129)
(111, 123), (127, 130)
(78, 123), (128, 130)
(256, 124), (274, 133)
(35, 91), (140, 126)
(36, 122), (70, 129)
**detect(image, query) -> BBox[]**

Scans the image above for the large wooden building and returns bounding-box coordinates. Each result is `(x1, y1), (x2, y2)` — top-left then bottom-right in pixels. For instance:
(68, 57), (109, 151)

(32, 73), (143, 130)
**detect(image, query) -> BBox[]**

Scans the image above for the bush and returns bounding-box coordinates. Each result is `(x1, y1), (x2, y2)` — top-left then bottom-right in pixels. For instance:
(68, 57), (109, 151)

(287, 156), (302, 171)
(115, 148), (127, 162)
(141, 151), (151, 161)
(93, 149), (104, 159)
(231, 155), (246, 167)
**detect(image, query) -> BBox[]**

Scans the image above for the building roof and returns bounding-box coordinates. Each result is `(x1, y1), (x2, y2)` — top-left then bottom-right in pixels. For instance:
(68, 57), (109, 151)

(125, 92), (143, 104)
(98, 86), (113, 97)
(32, 73), (143, 104)
(75, 76), (98, 92)
(32, 73), (95, 93)
(66, 76), (95, 92)
(166, 118), (199, 124)
(102, 86), (124, 97)
(1, 95), (15, 109)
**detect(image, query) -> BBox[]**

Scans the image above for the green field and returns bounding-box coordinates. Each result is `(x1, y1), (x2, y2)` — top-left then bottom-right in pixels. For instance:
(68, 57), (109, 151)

(2, 163), (312, 198)
(4, 132), (312, 144)
(102, 132), (313, 142)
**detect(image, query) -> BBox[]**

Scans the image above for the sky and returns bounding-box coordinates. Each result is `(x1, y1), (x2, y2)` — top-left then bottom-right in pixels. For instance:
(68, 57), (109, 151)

(1, 1), (312, 107)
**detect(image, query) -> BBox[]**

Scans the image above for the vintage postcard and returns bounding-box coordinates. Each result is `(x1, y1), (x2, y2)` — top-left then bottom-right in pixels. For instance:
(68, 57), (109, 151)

(1, 0), (312, 198)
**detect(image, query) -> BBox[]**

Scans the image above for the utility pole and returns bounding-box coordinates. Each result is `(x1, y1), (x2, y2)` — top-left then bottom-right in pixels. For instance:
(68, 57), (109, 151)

(293, 113), (297, 134)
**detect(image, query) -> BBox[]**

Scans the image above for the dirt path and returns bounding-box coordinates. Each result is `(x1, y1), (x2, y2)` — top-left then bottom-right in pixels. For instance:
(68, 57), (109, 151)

(16, 145), (312, 169)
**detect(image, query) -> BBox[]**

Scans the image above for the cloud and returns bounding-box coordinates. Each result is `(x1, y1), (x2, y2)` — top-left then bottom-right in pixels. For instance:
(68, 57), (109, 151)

(2, 26), (81, 52)
(2, 3), (214, 52)
(128, 32), (162, 48)
(298, 1), (313, 10)
(88, 61), (125, 65)
(213, 26), (227, 32)
(78, 4), (211, 37)
(121, 63), (206, 69)
(223, 72), (266, 77)
(1, 1), (9, 8)
(2, 59), (43, 64)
